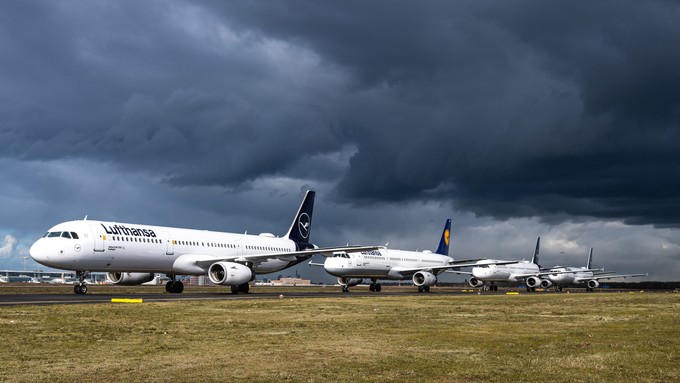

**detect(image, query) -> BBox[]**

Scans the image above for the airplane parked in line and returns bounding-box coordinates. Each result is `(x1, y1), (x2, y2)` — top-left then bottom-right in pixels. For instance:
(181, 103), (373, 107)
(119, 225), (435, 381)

(449, 237), (578, 291)
(310, 219), (501, 293)
(29, 191), (379, 295)
(546, 248), (647, 291)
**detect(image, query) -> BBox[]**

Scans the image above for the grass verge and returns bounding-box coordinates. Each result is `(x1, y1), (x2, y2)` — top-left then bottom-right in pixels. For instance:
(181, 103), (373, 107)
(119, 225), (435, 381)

(0, 292), (678, 382)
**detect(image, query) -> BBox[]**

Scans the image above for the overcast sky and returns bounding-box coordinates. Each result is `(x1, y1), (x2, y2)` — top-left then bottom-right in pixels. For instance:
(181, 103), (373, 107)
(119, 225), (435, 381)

(1, 1), (679, 283)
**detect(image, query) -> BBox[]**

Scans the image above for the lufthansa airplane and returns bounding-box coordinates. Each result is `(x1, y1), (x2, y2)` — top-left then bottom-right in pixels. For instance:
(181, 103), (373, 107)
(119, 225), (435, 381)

(29, 191), (379, 294)
(449, 237), (576, 291)
(311, 219), (492, 293)
(546, 248), (647, 291)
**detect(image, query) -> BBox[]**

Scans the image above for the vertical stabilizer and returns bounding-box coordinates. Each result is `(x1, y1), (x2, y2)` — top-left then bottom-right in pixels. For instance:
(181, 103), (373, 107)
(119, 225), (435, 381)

(285, 190), (315, 246)
(586, 247), (593, 269)
(530, 237), (540, 265)
(435, 219), (452, 256)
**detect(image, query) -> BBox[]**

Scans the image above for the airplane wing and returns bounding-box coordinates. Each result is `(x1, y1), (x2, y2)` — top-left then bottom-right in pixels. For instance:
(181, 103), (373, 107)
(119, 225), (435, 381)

(445, 270), (473, 275)
(193, 245), (383, 268)
(394, 260), (517, 276)
(574, 273), (647, 282)
(513, 269), (599, 279)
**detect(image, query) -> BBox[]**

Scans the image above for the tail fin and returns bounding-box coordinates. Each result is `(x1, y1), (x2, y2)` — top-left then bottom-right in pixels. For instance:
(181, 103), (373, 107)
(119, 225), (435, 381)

(530, 237), (540, 265)
(586, 247), (593, 269)
(285, 190), (315, 245)
(435, 219), (452, 256)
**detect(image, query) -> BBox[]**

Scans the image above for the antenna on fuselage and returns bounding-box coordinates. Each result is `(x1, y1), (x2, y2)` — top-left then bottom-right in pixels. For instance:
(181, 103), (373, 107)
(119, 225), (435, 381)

(83, 215), (88, 221)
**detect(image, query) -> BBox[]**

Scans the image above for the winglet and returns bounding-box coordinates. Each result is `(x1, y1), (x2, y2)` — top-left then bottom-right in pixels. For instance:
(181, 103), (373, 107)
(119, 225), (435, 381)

(435, 219), (452, 256)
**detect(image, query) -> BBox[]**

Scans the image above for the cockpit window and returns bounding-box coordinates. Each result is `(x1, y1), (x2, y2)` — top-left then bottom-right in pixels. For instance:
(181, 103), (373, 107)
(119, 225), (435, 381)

(71, 232), (79, 239)
(61, 232), (72, 239)
(47, 232), (62, 238)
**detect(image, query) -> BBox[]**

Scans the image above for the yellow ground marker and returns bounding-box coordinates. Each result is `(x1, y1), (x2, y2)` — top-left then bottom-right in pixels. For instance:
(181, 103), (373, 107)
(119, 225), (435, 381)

(111, 298), (143, 303)
(505, 292), (520, 295)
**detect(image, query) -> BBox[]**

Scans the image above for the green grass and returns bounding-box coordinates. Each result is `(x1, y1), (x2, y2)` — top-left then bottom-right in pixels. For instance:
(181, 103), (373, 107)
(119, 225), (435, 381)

(0, 291), (678, 382)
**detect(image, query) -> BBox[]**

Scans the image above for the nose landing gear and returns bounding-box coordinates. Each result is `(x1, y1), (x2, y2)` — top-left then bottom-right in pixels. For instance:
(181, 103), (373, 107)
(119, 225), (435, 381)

(74, 271), (88, 294)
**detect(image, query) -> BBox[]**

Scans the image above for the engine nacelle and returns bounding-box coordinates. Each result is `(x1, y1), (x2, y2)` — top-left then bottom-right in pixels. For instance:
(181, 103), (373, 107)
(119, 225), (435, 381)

(337, 277), (362, 287)
(106, 272), (155, 285)
(413, 271), (438, 287)
(208, 262), (253, 286)
(526, 276), (541, 288)
(587, 279), (600, 289)
(540, 279), (553, 288)
(468, 277), (485, 288)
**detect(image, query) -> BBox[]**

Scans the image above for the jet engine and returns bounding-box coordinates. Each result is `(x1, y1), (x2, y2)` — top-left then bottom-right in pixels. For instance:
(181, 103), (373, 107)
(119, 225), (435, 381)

(413, 271), (438, 287)
(587, 279), (600, 289)
(106, 272), (155, 285)
(337, 277), (362, 287)
(526, 276), (540, 288)
(540, 279), (553, 288)
(468, 277), (484, 288)
(208, 262), (253, 286)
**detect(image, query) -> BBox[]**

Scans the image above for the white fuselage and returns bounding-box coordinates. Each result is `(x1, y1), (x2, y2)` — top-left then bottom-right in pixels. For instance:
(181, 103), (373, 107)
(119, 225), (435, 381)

(323, 249), (451, 280)
(471, 259), (539, 282)
(547, 267), (593, 285)
(30, 220), (303, 275)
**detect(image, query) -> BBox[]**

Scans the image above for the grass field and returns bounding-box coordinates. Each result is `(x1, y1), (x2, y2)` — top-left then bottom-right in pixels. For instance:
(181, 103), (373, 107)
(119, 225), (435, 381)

(0, 290), (678, 382)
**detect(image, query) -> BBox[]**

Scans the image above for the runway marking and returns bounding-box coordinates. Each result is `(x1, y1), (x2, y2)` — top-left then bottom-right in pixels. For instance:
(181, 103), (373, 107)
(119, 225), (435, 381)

(111, 298), (143, 303)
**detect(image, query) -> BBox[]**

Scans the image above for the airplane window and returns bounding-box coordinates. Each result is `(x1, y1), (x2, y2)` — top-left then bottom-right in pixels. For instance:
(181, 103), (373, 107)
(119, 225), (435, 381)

(47, 232), (61, 238)
(71, 232), (79, 239)
(61, 232), (72, 239)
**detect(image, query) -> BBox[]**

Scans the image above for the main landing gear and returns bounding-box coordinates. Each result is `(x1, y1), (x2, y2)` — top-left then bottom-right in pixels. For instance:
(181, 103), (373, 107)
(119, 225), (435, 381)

(230, 283), (250, 294)
(74, 271), (88, 294)
(417, 286), (431, 293)
(369, 279), (382, 292)
(165, 276), (184, 293)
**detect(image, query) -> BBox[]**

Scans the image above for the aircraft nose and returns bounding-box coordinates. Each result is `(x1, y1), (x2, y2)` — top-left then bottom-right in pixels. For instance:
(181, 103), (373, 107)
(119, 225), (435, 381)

(29, 239), (49, 265)
(323, 258), (345, 277)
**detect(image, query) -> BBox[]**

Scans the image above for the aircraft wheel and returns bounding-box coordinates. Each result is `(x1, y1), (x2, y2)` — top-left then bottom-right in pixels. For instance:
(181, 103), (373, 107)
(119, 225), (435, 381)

(375, 284), (382, 292)
(74, 285), (82, 294)
(174, 281), (184, 293)
(80, 284), (88, 294)
(239, 283), (249, 294)
(369, 283), (375, 292)
(165, 281), (184, 293)
(231, 285), (239, 294)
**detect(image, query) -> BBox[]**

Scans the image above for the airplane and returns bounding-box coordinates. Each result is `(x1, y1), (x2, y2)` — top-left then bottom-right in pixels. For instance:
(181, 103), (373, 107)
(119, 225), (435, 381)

(29, 190), (379, 295)
(311, 219), (496, 293)
(546, 248), (647, 291)
(449, 237), (576, 291)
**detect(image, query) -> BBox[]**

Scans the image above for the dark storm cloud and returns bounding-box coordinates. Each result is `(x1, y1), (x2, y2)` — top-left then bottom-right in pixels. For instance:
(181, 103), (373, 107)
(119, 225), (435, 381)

(213, 0), (680, 226)
(1, 0), (679, 230)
